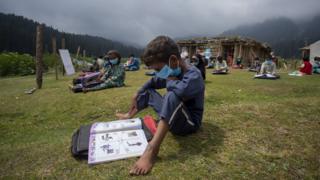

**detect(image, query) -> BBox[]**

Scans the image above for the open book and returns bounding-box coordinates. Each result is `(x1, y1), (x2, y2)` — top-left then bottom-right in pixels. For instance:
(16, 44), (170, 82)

(254, 74), (279, 79)
(88, 118), (148, 165)
(254, 74), (276, 78)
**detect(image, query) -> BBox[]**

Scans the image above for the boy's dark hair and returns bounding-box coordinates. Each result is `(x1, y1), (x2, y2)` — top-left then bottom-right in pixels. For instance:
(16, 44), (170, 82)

(217, 56), (222, 61)
(142, 36), (181, 66)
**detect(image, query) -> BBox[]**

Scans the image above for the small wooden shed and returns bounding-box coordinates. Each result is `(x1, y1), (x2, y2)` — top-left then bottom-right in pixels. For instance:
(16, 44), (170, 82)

(177, 36), (272, 66)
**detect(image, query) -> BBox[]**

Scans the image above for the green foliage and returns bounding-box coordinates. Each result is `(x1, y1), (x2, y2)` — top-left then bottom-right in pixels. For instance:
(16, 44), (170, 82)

(0, 52), (35, 76)
(0, 13), (143, 57)
(43, 53), (59, 70)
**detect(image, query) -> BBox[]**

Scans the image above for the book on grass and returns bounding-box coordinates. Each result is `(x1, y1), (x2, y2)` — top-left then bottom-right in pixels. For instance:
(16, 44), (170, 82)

(254, 74), (276, 78)
(88, 118), (148, 165)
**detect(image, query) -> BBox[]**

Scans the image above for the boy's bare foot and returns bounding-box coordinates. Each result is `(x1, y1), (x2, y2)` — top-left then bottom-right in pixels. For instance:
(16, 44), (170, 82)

(129, 144), (159, 176)
(116, 108), (138, 120)
(115, 113), (131, 119)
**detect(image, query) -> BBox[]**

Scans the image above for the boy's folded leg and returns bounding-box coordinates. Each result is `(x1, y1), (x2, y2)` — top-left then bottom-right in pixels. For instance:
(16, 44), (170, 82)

(159, 91), (198, 136)
(116, 89), (162, 120)
(136, 89), (163, 115)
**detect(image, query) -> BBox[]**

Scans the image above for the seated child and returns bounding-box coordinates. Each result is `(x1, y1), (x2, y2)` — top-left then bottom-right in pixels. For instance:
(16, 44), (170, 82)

(256, 56), (280, 78)
(72, 56), (111, 85)
(207, 56), (215, 69)
(116, 36), (205, 175)
(212, 56), (229, 74)
(125, 54), (140, 71)
(289, 57), (313, 76)
(190, 54), (206, 80)
(232, 56), (243, 69)
(89, 56), (105, 72)
(313, 56), (320, 74)
(70, 50), (125, 93)
(249, 57), (261, 72)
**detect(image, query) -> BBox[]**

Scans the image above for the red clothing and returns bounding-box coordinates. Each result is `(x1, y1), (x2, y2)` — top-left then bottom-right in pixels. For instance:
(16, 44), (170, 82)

(300, 61), (313, 75)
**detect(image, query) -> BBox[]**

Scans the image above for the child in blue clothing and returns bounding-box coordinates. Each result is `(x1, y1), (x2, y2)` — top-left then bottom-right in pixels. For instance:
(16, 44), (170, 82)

(125, 54), (140, 71)
(116, 36), (205, 175)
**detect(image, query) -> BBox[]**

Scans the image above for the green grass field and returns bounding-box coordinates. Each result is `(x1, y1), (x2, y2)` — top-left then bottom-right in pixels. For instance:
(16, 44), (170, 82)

(0, 69), (319, 179)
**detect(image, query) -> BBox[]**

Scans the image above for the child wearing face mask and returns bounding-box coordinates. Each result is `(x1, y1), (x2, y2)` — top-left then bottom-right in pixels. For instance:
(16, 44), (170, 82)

(116, 36), (205, 176)
(70, 50), (125, 93)
(190, 54), (206, 80)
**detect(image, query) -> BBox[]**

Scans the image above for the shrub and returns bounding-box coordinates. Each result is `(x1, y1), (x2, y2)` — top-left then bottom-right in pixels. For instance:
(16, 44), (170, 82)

(0, 52), (35, 76)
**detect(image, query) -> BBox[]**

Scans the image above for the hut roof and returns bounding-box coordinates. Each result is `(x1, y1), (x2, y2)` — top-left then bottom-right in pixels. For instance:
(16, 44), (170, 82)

(177, 36), (271, 50)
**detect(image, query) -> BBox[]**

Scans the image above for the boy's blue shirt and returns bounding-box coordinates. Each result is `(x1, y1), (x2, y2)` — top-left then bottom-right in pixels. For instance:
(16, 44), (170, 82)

(138, 65), (205, 126)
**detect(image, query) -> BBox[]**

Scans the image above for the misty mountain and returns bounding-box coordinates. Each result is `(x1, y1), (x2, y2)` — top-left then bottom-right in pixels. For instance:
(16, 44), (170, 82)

(222, 15), (320, 58)
(0, 13), (143, 57)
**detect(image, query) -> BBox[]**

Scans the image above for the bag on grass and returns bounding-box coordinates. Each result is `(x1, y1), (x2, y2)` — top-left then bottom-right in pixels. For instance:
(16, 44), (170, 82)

(71, 124), (91, 159)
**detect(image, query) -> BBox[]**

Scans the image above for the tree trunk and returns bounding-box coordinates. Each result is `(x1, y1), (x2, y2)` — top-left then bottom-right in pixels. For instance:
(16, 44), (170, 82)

(52, 35), (58, 80)
(76, 46), (80, 58)
(36, 25), (43, 89)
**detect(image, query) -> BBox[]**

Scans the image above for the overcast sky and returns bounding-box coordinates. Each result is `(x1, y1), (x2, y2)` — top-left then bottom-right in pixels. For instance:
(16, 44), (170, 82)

(1, 0), (319, 46)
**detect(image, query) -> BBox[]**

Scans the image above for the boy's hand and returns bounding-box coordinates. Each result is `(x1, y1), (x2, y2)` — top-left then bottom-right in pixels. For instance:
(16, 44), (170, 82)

(167, 77), (179, 81)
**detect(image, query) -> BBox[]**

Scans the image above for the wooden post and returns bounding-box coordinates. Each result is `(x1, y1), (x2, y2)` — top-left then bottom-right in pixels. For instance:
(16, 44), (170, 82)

(61, 37), (66, 76)
(52, 35), (58, 80)
(36, 24), (44, 89)
(233, 44), (239, 65)
(218, 42), (223, 57)
(76, 46), (80, 58)
(83, 49), (86, 58)
(61, 37), (66, 49)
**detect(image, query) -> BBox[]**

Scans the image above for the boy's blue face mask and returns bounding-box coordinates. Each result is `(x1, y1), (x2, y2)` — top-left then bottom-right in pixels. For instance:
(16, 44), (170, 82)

(155, 59), (181, 79)
(109, 58), (118, 65)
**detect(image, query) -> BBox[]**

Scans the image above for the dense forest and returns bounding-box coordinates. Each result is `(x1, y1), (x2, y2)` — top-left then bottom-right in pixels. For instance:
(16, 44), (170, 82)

(2, 12), (319, 59)
(222, 15), (320, 58)
(0, 13), (143, 57)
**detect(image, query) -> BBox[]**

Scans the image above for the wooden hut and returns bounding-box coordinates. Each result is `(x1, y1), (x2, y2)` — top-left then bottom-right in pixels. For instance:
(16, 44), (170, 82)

(177, 36), (272, 67)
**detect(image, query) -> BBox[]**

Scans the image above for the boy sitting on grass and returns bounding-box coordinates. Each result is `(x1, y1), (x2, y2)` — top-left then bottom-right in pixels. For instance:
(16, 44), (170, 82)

(70, 50), (125, 93)
(212, 56), (229, 74)
(116, 36), (205, 175)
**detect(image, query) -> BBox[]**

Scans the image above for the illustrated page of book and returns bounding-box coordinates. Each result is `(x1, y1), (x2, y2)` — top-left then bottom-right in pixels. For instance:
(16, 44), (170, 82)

(88, 129), (148, 164)
(90, 118), (141, 134)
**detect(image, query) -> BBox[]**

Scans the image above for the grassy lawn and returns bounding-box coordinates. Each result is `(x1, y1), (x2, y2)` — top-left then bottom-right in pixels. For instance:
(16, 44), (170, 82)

(0, 69), (319, 179)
